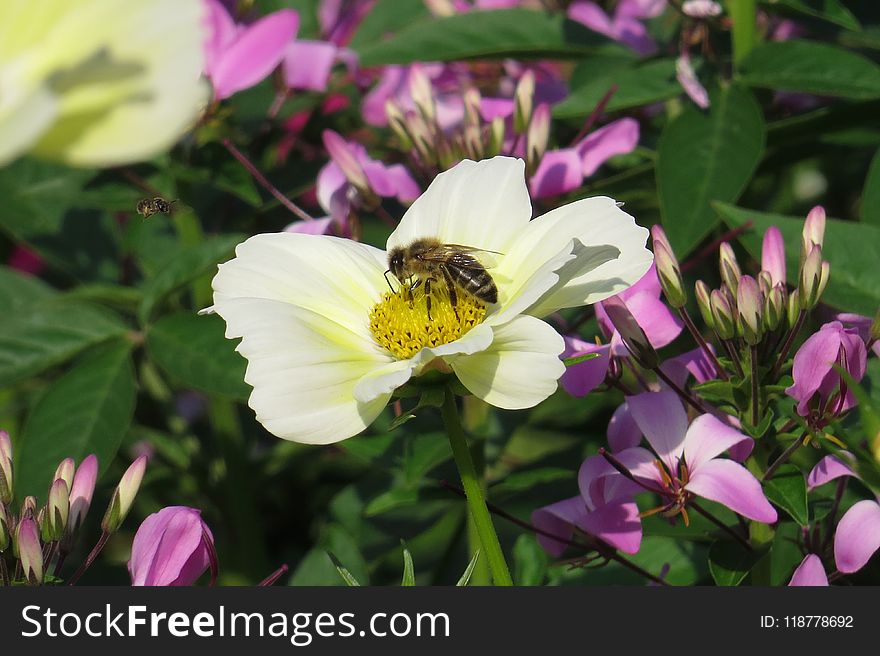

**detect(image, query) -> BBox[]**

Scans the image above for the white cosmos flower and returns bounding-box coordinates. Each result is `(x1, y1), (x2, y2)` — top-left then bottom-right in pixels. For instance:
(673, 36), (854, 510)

(210, 156), (652, 444)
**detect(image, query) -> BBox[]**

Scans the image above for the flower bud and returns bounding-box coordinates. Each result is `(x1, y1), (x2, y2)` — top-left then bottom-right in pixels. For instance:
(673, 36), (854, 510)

(16, 518), (43, 585)
(68, 454), (98, 536)
(651, 226), (687, 308)
(526, 103), (550, 172)
(407, 113), (436, 166)
(53, 457), (75, 492)
(513, 70), (535, 134)
(710, 289), (736, 340)
(488, 116), (506, 157)
(757, 271), (773, 298)
(462, 124), (484, 161)
(719, 242), (742, 296)
(799, 244), (829, 311)
(694, 280), (715, 330)
(129, 506), (216, 586)
(802, 205), (826, 255)
(788, 289), (801, 327)
(102, 455), (147, 534)
(463, 87), (482, 129)
(42, 478), (69, 542)
(764, 284), (786, 332)
(0, 430), (12, 505)
(385, 100), (412, 150)
(761, 225), (787, 286)
(0, 503), (10, 552)
(21, 495), (38, 519)
(601, 296), (659, 369)
(408, 64), (436, 124)
(737, 275), (764, 345)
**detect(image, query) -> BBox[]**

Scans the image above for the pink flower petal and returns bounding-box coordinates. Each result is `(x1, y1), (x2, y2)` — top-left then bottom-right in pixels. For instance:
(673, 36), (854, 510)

(626, 390), (688, 472)
(567, 2), (614, 35)
(686, 459), (778, 523)
(578, 448), (659, 508)
(607, 402), (641, 453)
(788, 554), (828, 586)
(616, 0), (667, 19)
(363, 66), (406, 126)
(682, 413), (753, 472)
(576, 118), (640, 177)
(560, 338), (611, 397)
(211, 9), (300, 100)
(129, 507), (213, 586)
(807, 454), (856, 491)
(577, 499), (643, 554)
(530, 148), (583, 199)
(660, 346), (717, 389)
(611, 17), (658, 56)
(532, 497), (587, 557)
(620, 291), (683, 349)
(283, 40), (337, 91)
(786, 322), (847, 416)
(284, 217), (334, 235)
(676, 52), (709, 109)
(834, 499), (880, 574)
(203, 0), (238, 79)
(479, 97), (515, 122)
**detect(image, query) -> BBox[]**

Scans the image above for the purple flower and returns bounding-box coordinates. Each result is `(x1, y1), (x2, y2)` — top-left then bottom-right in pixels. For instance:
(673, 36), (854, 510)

(585, 391), (777, 524)
(129, 506), (216, 586)
(530, 118), (640, 198)
(283, 40), (339, 92)
(203, 0), (299, 100)
(788, 554), (828, 586)
(807, 453), (856, 492)
(836, 313), (880, 358)
(785, 321), (867, 420)
(834, 498), (880, 574)
(68, 455), (98, 535)
(567, 0), (663, 56)
(318, 0), (374, 46)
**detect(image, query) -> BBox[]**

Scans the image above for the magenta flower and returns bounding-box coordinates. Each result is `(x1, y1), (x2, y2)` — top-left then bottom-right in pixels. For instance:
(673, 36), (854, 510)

(129, 506), (216, 586)
(676, 51), (709, 109)
(807, 453), (856, 492)
(318, 0), (374, 46)
(68, 454), (98, 535)
(530, 118), (640, 198)
(585, 391), (777, 524)
(836, 313), (880, 358)
(8, 245), (44, 276)
(561, 263), (682, 397)
(785, 321), (867, 421)
(363, 63), (466, 129)
(283, 40), (339, 92)
(317, 130), (420, 225)
(834, 498), (880, 574)
(788, 554), (828, 586)
(203, 0), (299, 100)
(567, 0), (664, 56)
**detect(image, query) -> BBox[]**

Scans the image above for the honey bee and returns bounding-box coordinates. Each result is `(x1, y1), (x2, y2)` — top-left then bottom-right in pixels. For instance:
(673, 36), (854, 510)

(386, 238), (499, 319)
(136, 197), (177, 218)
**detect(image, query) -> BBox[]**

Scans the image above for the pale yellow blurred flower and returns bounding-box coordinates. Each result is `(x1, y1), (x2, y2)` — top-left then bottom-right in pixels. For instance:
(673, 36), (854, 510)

(0, 0), (208, 167)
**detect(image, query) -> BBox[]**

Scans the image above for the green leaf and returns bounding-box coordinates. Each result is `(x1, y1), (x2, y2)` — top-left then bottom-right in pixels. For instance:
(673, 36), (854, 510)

(0, 302), (128, 388)
(862, 148), (880, 226)
(401, 542), (416, 586)
(356, 9), (623, 66)
(513, 534), (549, 586)
(555, 58), (680, 118)
(146, 312), (250, 400)
(456, 550), (481, 586)
(490, 467), (572, 497)
(348, 0), (430, 50)
(138, 234), (244, 323)
(716, 202), (880, 315)
(769, 0), (861, 31)
(740, 40), (880, 100)
(290, 525), (369, 586)
(563, 352), (600, 367)
(764, 464), (809, 526)
(0, 266), (55, 313)
(327, 553), (362, 587)
(15, 341), (136, 497)
(770, 522), (806, 585)
(389, 387), (445, 431)
(708, 540), (763, 586)
(656, 85), (765, 254)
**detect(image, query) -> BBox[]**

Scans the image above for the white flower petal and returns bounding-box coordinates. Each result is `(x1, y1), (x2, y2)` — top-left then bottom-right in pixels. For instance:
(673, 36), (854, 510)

(213, 232), (389, 343)
(386, 156), (532, 254)
(213, 297), (393, 444)
(353, 360), (414, 404)
(448, 315), (565, 409)
(504, 196), (652, 318)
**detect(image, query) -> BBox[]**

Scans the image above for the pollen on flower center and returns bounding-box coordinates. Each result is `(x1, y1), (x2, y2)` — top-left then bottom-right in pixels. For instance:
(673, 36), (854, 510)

(368, 284), (487, 360)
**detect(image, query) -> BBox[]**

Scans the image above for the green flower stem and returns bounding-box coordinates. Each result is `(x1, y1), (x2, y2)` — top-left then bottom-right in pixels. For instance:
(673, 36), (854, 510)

(727, 0), (758, 69)
(441, 389), (513, 586)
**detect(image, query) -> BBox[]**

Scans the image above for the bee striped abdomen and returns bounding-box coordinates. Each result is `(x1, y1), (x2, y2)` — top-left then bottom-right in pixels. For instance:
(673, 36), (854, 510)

(447, 261), (497, 304)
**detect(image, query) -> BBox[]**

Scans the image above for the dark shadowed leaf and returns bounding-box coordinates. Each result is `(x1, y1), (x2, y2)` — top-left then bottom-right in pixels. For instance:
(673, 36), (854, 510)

(862, 148), (880, 226)
(708, 540), (762, 586)
(764, 464), (809, 527)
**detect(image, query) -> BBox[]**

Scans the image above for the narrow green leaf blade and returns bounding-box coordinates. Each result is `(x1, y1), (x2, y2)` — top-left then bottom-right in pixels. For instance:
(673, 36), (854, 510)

(862, 147), (880, 226)
(456, 550), (481, 586)
(400, 542), (416, 586)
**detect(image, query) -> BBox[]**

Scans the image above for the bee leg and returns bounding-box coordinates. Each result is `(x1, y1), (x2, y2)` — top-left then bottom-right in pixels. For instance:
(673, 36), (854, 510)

(424, 277), (434, 321)
(383, 270), (396, 293)
(441, 268), (459, 319)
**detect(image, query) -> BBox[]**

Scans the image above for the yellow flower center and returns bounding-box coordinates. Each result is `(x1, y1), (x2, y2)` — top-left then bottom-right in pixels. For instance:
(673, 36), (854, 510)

(369, 285), (487, 360)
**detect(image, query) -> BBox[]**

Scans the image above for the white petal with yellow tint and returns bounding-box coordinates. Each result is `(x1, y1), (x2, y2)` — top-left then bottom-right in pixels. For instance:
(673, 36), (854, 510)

(0, 85), (56, 166)
(449, 315), (565, 409)
(213, 232), (389, 344)
(502, 197), (652, 317)
(386, 157), (531, 254)
(213, 297), (393, 445)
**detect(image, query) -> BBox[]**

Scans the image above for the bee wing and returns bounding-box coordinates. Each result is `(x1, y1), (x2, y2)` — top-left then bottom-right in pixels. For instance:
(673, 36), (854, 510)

(422, 244), (502, 269)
